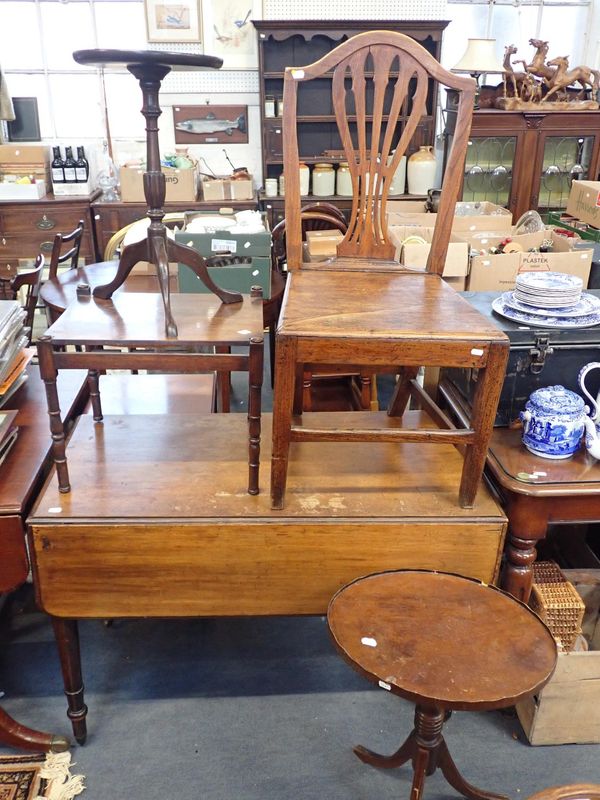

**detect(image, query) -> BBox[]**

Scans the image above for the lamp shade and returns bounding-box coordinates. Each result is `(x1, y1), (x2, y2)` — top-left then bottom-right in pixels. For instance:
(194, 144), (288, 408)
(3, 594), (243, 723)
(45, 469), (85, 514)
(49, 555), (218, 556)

(452, 39), (505, 74)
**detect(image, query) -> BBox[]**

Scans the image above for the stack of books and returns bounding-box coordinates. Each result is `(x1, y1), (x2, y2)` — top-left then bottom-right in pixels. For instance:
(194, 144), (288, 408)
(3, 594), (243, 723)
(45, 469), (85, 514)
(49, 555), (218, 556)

(0, 299), (31, 412)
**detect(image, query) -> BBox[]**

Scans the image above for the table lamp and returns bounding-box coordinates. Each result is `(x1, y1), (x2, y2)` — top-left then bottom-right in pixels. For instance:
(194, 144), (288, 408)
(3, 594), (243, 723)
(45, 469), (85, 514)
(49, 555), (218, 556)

(452, 39), (505, 108)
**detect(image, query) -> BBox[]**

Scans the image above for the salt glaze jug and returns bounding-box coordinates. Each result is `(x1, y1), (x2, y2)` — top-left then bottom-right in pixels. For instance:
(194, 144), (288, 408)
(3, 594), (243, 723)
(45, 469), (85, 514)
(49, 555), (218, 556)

(520, 385), (586, 459)
(578, 362), (600, 459)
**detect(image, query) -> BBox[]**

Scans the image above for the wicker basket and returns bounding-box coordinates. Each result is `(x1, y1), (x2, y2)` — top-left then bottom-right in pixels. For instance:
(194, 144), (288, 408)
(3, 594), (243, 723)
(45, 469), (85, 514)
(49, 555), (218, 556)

(529, 561), (585, 652)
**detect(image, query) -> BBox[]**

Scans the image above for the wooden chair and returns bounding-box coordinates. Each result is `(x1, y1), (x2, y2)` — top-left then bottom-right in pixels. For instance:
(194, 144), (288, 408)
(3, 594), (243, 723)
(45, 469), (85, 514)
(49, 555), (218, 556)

(0, 255), (44, 345)
(48, 220), (85, 280)
(271, 30), (509, 510)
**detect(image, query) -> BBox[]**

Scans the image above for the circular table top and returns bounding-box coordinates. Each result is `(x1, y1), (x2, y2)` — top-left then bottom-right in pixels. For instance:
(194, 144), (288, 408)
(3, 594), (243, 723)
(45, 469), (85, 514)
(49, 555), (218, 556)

(327, 570), (558, 711)
(73, 48), (222, 71)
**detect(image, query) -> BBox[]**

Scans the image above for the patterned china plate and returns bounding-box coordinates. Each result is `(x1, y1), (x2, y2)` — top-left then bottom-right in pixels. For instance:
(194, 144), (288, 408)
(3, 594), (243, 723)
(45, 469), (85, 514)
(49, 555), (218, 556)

(501, 291), (600, 318)
(491, 297), (600, 328)
(515, 271), (584, 291)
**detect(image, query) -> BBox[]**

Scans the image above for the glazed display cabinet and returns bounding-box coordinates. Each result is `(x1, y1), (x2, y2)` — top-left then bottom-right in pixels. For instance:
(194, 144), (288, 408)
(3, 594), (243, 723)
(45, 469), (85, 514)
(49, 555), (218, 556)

(253, 19), (448, 227)
(443, 104), (600, 221)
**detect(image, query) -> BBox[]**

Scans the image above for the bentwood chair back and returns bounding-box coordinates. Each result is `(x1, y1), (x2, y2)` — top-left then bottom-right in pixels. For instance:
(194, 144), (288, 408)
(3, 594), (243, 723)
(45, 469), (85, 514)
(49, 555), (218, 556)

(48, 220), (85, 280)
(270, 31), (509, 510)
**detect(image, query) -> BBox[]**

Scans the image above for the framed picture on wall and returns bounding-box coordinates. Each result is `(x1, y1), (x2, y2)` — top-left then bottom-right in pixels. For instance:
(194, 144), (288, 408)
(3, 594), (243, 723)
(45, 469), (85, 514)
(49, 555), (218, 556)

(203, 0), (260, 69)
(144, 0), (202, 43)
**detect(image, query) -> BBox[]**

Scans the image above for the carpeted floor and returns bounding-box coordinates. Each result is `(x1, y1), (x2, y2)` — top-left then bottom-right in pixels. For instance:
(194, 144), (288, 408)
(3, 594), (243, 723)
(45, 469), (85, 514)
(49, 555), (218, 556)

(1, 593), (600, 800)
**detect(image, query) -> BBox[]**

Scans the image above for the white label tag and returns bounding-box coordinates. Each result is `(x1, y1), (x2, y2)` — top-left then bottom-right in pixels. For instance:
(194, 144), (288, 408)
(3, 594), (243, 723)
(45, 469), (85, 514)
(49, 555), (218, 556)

(211, 238), (237, 253)
(378, 680), (391, 691)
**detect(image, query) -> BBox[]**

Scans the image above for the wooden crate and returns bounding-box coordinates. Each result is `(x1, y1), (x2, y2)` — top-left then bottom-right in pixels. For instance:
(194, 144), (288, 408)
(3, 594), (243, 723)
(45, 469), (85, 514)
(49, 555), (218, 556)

(516, 569), (600, 745)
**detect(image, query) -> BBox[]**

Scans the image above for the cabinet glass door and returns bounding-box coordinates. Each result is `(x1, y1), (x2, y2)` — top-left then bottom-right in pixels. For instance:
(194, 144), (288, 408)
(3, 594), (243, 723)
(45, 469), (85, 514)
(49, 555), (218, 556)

(537, 136), (594, 211)
(462, 136), (515, 206)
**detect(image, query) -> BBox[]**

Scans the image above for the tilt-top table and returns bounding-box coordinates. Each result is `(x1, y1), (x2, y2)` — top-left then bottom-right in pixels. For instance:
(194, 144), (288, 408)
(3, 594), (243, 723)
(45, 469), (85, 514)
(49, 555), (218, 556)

(328, 570), (557, 800)
(72, 48), (244, 338)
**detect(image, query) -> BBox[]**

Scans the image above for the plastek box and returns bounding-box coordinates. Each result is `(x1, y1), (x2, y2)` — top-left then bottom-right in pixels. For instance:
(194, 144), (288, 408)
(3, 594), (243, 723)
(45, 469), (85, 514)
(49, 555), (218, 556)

(120, 164), (198, 203)
(388, 225), (469, 277)
(467, 230), (593, 291)
(201, 176), (254, 201)
(566, 180), (600, 229)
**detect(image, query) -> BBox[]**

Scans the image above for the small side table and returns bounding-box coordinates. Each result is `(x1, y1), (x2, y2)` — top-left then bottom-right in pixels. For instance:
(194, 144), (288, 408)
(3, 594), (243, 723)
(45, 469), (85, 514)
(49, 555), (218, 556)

(328, 570), (557, 800)
(38, 290), (264, 495)
(486, 425), (600, 603)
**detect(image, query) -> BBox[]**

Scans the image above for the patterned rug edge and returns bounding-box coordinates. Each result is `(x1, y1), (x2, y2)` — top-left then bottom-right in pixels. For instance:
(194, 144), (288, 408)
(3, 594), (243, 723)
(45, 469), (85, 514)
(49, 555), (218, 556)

(0, 751), (85, 800)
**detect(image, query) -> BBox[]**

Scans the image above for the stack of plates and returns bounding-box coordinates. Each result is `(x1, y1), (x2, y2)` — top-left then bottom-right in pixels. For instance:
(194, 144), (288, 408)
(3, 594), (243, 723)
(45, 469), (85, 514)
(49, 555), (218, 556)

(491, 272), (600, 329)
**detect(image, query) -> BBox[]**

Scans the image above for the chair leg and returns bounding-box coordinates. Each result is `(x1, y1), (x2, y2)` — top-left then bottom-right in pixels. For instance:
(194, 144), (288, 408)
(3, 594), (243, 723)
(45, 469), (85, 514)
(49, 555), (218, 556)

(293, 363), (304, 415)
(215, 345), (231, 413)
(459, 342), (508, 508)
(271, 336), (298, 510)
(387, 367), (419, 417)
(302, 369), (312, 412)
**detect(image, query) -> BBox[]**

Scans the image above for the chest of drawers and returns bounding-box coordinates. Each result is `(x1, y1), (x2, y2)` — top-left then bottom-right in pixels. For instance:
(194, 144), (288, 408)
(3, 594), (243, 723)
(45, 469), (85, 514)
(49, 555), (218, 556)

(0, 192), (100, 279)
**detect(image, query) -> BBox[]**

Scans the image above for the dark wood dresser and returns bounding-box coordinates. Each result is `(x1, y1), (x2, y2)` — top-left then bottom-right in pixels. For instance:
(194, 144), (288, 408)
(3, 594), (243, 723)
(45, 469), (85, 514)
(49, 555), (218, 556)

(0, 192), (100, 280)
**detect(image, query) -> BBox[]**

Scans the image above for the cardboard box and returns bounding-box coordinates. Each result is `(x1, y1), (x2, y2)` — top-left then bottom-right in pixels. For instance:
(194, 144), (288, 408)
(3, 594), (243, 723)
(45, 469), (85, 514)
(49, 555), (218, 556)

(178, 255), (271, 298)
(0, 180), (46, 200)
(175, 211), (271, 296)
(387, 201), (512, 233)
(516, 570), (600, 745)
(443, 275), (467, 291)
(52, 179), (95, 197)
(566, 180), (600, 229)
(467, 230), (593, 292)
(388, 226), (469, 277)
(120, 164), (198, 203)
(201, 176), (254, 201)
(0, 144), (50, 185)
(175, 214), (271, 259)
(305, 229), (344, 259)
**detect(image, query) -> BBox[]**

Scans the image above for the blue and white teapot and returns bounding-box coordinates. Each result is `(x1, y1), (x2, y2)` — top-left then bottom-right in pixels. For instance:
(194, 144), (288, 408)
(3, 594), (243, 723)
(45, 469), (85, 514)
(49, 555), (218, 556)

(520, 385), (586, 459)
(578, 362), (600, 460)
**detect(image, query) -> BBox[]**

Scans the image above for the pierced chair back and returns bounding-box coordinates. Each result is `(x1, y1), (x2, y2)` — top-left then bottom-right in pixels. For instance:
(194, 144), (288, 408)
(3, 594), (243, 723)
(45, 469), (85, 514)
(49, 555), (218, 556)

(282, 31), (475, 270)
(48, 220), (85, 280)
(9, 254), (44, 344)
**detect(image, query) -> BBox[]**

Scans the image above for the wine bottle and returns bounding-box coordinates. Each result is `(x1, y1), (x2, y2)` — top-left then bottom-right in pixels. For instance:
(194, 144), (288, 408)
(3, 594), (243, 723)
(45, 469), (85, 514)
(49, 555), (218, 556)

(75, 146), (89, 183)
(51, 146), (64, 183)
(63, 146), (77, 183)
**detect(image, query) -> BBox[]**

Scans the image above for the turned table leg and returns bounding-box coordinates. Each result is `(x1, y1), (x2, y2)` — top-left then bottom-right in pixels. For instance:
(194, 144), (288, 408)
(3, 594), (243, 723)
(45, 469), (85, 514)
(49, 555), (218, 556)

(501, 495), (549, 603)
(0, 706), (70, 752)
(51, 618), (88, 745)
(353, 704), (508, 800)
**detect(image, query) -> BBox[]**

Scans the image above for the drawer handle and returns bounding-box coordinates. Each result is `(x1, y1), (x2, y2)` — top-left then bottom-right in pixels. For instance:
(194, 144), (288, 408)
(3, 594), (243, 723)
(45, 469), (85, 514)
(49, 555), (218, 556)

(40, 240), (54, 254)
(37, 214), (56, 230)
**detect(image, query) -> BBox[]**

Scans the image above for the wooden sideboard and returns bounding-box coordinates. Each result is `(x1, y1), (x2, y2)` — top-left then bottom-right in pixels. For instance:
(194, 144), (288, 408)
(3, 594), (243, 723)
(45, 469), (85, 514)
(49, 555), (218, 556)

(92, 197), (258, 259)
(0, 191), (100, 280)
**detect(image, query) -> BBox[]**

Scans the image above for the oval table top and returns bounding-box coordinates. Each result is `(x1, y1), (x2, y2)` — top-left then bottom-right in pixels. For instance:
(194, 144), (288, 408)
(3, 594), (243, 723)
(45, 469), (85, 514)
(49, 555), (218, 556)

(73, 49), (222, 71)
(328, 569), (558, 712)
(40, 261), (285, 322)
